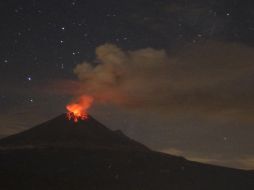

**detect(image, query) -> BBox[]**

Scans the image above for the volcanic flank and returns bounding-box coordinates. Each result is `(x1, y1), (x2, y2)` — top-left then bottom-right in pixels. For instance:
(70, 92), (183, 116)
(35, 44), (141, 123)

(0, 114), (148, 151)
(0, 114), (254, 190)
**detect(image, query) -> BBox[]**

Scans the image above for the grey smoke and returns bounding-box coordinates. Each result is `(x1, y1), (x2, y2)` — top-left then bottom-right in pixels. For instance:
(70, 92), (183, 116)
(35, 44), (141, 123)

(73, 42), (254, 121)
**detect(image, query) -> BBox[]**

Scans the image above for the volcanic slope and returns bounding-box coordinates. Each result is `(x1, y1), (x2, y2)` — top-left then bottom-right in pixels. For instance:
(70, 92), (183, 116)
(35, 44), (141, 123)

(0, 114), (149, 151)
(0, 114), (253, 190)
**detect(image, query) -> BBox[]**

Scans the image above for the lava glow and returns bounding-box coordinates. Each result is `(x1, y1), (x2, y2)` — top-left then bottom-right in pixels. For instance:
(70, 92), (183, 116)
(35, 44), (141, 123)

(66, 95), (94, 122)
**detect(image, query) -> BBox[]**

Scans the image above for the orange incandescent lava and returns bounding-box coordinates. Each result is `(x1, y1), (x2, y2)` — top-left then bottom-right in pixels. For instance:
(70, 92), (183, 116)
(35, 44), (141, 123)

(66, 95), (94, 122)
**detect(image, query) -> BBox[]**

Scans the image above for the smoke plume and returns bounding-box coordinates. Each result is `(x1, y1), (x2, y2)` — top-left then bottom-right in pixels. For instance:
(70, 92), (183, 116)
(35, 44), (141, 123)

(73, 42), (254, 120)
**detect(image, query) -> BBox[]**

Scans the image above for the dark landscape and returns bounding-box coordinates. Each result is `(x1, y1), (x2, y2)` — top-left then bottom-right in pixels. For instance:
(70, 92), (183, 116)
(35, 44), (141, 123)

(0, 114), (253, 190)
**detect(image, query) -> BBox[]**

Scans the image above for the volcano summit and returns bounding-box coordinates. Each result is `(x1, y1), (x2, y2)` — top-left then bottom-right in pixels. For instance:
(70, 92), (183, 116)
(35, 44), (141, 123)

(0, 114), (253, 190)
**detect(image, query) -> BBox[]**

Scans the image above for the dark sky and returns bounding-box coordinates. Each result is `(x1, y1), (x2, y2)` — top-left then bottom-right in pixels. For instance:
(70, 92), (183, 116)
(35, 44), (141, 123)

(1, 0), (254, 169)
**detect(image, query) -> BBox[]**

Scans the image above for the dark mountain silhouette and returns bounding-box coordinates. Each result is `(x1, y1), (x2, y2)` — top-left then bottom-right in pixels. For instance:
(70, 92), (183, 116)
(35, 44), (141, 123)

(0, 114), (148, 151)
(0, 114), (253, 190)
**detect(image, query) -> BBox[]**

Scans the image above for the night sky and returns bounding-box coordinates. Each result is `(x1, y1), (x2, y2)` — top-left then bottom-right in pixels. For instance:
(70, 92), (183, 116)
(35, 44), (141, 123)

(1, 0), (254, 169)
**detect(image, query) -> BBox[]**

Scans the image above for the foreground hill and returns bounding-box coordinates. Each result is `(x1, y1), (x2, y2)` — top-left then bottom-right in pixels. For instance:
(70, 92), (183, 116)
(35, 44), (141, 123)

(0, 114), (253, 190)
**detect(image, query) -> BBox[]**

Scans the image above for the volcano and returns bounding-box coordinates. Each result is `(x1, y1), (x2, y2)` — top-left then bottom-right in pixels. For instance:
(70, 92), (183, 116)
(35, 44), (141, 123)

(0, 114), (254, 190)
(0, 114), (148, 151)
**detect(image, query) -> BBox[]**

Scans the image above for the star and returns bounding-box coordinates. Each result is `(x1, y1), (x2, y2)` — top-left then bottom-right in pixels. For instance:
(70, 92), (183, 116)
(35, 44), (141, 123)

(197, 34), (203, 38)
(28, 97), (34, 103)
(27, 76), (32, 81)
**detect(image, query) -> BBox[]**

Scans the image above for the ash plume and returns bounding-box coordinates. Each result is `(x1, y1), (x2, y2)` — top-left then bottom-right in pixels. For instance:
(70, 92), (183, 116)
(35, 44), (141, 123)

(73, 42), (254, 121)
